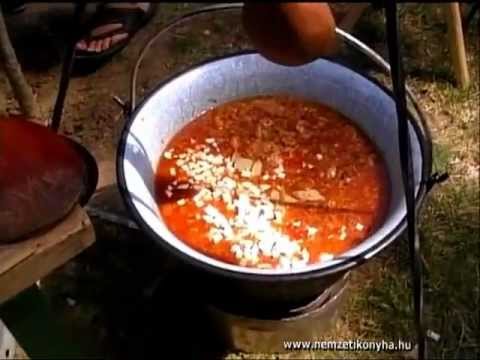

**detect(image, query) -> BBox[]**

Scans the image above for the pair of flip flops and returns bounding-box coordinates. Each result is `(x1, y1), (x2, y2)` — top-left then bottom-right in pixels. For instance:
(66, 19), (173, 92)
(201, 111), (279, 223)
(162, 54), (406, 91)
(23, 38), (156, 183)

(73, 3), (157, 75)
(3, 2), (157, 74)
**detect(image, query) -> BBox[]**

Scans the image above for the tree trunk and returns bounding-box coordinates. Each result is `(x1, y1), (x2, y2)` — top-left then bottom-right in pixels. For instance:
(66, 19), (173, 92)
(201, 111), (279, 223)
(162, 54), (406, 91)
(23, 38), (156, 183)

(0, 6), (40, 118)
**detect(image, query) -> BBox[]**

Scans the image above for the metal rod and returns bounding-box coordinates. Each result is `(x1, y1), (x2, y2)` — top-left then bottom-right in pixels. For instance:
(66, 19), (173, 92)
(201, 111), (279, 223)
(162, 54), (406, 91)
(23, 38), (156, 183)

(384, 3), (426, 359)
(50, 2), (86, 131)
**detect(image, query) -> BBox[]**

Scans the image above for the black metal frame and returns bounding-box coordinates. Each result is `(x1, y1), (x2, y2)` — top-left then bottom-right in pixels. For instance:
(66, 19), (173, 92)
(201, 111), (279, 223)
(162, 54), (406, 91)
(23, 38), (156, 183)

(50, 3), (86, 131)
(385, 3), (425, 359)
(51, 3), (452, 360)
(47, 3), (98, 206)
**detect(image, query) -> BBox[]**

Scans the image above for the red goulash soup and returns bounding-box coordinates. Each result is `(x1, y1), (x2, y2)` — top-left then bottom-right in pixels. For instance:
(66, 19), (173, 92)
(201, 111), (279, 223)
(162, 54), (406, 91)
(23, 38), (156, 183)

(155, 95), (389, 270)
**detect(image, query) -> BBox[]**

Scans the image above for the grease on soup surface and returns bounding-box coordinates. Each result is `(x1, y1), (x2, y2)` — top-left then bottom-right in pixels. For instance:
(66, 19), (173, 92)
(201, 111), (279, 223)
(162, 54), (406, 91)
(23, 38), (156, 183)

(155, 95), (389, 270)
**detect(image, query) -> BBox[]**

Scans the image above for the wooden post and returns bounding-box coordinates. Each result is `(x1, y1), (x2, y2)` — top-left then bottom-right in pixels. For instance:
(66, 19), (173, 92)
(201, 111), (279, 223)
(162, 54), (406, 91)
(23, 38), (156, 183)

(0, 7), (40, 118)
(444, 3), (470, 88)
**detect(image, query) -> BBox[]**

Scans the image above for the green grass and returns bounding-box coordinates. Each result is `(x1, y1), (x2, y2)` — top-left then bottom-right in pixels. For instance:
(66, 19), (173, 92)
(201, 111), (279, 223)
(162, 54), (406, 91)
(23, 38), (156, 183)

(344, 5), (479, 355)
(359, 268), (414, 340)
(443, 84), (479, 105)
(212, 18), (231, 34)
(332, 181), (480, 360)
(432, 142), (453, 172)
(421, 183), (480, 359)
(170, 34), (203, 57)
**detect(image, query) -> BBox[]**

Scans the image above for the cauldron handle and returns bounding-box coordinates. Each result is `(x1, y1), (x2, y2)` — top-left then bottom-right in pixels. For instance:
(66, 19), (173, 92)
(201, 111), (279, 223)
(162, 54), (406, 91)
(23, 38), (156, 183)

(127, 4), (433, 175)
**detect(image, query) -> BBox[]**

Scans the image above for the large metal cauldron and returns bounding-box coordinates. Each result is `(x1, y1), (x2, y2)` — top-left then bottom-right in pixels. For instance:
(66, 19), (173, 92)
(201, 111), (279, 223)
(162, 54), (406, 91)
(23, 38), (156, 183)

(116, 5), (431, 315)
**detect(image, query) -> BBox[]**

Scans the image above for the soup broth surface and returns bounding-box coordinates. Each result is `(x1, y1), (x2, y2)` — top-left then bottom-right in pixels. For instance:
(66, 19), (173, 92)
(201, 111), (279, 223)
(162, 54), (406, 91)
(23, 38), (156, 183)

(156, 95), (389, 270)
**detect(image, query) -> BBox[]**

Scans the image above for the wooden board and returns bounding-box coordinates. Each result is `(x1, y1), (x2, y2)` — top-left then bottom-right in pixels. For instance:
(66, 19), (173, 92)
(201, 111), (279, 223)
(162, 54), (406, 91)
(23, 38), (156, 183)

(0, 206), (95, 305)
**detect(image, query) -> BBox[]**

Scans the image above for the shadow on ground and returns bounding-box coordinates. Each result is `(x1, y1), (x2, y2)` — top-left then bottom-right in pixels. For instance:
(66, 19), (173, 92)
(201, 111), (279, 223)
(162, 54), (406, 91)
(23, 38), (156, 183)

(41, 221), (230, 359)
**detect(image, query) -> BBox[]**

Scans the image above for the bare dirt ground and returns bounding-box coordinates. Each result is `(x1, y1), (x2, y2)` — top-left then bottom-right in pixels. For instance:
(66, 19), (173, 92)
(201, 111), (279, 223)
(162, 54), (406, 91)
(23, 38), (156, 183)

(1, 3), (478, 360)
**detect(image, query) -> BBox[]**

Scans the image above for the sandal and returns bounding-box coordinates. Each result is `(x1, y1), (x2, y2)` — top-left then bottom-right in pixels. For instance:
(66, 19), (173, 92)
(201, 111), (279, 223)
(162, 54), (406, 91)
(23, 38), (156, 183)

(73, 3), (157, 75)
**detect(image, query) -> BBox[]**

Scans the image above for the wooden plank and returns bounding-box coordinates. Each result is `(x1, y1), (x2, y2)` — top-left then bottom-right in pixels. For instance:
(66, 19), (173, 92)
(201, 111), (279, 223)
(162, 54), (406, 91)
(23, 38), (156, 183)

(0, 206), (95, 305)
(444, 3), (470, 88)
